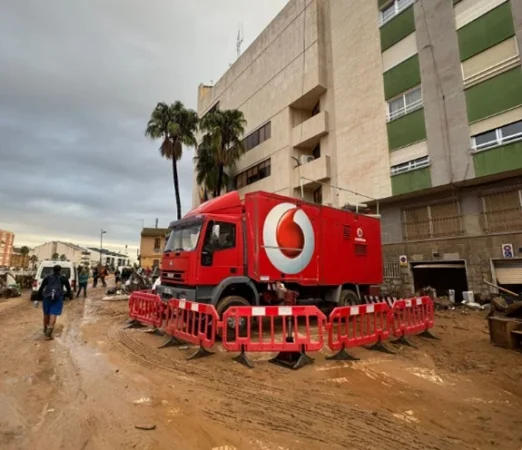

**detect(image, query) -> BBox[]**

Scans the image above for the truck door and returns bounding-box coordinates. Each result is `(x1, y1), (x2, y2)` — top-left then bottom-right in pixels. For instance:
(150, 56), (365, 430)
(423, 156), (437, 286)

(197, 220), (242, 285)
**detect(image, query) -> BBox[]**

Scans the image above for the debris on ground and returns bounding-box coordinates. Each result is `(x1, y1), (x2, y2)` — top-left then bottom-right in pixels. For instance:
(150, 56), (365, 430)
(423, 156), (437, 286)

(134, 424), (156, 431)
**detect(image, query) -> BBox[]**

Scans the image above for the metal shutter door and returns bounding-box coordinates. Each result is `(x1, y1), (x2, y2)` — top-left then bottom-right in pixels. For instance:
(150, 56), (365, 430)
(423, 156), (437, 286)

(495, 263), (522, 284)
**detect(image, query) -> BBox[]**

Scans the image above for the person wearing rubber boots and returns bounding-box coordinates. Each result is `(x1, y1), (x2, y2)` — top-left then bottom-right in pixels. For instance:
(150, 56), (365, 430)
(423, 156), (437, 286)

(38, 264), (72, 340)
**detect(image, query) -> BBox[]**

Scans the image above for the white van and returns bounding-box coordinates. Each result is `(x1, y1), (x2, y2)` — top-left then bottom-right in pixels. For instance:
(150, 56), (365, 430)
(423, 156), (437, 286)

(31, 261), (78, 300)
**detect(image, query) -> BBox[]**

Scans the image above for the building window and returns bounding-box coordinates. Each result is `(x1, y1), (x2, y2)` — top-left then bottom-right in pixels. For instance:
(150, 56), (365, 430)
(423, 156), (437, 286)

(153, 238), (161, 252)
(313, 186), (322, 204)
(402, 200), (463, 240)
(481, 189), (522, 233)
(383, 261), (401, 279)
(243, 122), (271, 152)
(380, 0), (414, 26)
(312, 143), (321, 159)
(235, 159), (271, 189)
(391, 156), (429, 175)
(387, 86), (423, 121)
(472, 120), (522, 153)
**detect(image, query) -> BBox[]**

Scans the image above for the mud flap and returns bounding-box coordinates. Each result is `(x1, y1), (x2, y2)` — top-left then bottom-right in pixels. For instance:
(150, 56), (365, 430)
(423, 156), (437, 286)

(233, 345), (254, 369)
(187, 345), (214, 361)
(326, 345), (360, 361)
(269, 344), (314, 370)
(158, 336), (184, 349)
(418, 329), (440, 340)
(390, 335), (417, 348)
(125, 319), (145, 329)
(367, 340), (396, 355)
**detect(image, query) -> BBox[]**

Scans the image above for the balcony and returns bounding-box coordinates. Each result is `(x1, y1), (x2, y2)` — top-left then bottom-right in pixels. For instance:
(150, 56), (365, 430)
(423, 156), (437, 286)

(294, 155), (331, 188)
(292, 111), (328, 149)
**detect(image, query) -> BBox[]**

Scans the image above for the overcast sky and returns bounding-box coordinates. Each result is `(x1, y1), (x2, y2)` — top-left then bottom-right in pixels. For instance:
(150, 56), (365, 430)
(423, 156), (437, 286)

(0, 0), (286, 258)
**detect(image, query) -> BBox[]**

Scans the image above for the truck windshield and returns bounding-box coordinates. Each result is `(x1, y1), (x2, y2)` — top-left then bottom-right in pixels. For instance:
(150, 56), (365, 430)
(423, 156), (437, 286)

(165, 222), (202, 252)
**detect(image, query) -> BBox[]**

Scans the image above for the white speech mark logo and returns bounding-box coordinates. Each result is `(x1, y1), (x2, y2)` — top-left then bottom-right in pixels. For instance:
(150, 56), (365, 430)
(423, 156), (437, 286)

(262, 203), (315, 274)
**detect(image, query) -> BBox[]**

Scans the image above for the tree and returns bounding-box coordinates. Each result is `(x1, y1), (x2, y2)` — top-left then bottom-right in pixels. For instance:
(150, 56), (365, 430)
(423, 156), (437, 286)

(200, 109), (246, 198)
(59, 254), (67, 261)
(20, 246), (30, 268)
(52, 253), (59, 260)
(193, 134), (231, 202)
(145, 101), (199, 220)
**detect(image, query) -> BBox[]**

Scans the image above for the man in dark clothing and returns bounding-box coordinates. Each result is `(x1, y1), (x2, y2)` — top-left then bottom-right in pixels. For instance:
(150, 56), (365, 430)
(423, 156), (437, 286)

(92, 266), (99, 288)
(100, 265), (108, 288)
(37, 265), (72, 340)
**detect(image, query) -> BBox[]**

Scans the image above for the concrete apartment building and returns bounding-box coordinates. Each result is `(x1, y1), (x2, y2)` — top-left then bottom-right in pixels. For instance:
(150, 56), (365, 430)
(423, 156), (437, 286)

(31, 241), (90, 266)
(194, 0), (522, 299)
(0, 230), (15, 267)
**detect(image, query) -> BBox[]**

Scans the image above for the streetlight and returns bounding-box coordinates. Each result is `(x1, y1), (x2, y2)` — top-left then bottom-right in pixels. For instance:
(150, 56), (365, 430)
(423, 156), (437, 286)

(100, 229), (107, 264)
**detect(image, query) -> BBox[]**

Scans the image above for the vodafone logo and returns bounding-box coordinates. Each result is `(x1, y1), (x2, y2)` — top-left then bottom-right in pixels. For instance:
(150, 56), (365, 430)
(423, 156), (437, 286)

(262, 203), (315, 274)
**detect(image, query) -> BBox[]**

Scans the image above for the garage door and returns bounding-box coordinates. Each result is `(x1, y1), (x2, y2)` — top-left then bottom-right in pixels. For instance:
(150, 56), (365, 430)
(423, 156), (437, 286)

(495, 262), (522, 285)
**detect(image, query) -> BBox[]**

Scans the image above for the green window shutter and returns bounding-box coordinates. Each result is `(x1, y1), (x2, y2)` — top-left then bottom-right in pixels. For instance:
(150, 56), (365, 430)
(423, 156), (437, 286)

(383, 55), (421, 100)
(457, 2), (515, 61)
(391, 168), (432, 195)
(380, 6), (415, 51)
(466, 67), (522, 123)
(473, 141), (522, 177)
(387, 108), (426, 150)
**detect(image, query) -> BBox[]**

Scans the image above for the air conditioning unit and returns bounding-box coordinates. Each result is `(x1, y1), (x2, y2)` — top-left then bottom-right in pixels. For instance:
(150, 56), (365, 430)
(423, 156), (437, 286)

(300, 155), (315, 165)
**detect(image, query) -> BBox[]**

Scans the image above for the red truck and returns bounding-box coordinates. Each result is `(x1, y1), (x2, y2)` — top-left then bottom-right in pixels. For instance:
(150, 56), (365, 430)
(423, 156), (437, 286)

(157, 191), (382, 321)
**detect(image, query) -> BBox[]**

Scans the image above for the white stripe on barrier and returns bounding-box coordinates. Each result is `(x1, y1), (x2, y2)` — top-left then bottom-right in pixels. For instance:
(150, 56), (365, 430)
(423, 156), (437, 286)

(179, 300), (186, 310)
(415, 298), (422, 306)
(190, 302), (199, 312)
(278, 306), (292, 316)
(405, 300), (412, 307)
(350, 306), (359, 316)
(366, 304), (375, 313)
(252, 307), (266, 316)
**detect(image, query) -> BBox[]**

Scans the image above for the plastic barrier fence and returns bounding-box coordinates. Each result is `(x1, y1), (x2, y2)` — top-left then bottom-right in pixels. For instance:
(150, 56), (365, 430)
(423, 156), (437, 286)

(388, 296), (437, 345)
(222, 305), (327, 369)
(161, 299), (220, 359)
(327, 302), (392, 360)
(127, 291), (164, 329)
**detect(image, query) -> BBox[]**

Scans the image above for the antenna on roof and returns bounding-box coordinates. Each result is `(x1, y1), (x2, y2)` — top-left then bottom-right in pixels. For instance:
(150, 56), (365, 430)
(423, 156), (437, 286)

(155, 218), (158, 228)
(237, 22), (244, 59)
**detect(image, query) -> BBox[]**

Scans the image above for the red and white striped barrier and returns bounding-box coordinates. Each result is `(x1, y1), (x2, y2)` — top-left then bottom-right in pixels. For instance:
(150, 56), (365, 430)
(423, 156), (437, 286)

(161, 299), (220, 359)
(388, 296), (436, 345)
(222, 305), (327, 369)
(327, 302), (392, 360)
(127, 291), (164, 329)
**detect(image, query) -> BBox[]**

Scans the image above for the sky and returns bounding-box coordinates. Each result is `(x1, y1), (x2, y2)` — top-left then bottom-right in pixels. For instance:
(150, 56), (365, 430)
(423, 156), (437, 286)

(0, 0), (286, 258)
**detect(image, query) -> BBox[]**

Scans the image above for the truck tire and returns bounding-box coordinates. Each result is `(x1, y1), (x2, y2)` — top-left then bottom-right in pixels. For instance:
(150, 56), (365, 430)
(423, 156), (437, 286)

(339, 289), (360, 306)
(216, 295), (251, 338)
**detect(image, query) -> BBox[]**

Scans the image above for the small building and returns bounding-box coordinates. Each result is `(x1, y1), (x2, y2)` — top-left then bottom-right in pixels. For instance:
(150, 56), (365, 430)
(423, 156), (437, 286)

(10, 248), (29, 269)
(140, 228), (169, 269)
(30, 241), (89, 266)
(0, 230), (15, 267)
(87, 248), (130, 269)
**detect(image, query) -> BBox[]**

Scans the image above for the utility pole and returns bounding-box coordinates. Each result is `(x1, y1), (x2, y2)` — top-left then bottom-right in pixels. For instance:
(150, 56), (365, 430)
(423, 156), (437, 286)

(100, 229), (107, 264)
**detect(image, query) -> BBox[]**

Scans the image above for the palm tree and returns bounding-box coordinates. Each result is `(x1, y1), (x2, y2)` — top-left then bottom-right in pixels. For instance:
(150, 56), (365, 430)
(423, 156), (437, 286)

(199, 109), (246, 198)
(59, 254), (67, 261)
(193, 134), (232, 201)
(52, 253), (59, 260)
(20, 246), (30, 268)
(145, 101), (199, 220)
(29, 255), (38, 269)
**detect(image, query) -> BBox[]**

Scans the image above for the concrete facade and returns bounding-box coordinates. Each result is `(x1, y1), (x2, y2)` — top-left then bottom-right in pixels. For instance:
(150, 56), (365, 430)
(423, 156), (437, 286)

(194, 0), (522, 299)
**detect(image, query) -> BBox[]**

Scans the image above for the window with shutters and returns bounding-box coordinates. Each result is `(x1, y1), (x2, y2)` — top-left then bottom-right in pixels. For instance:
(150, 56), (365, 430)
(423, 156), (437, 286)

(402, 200), (463, 240)
(480, 189), (522, 232)
(235, 159), (271, 189)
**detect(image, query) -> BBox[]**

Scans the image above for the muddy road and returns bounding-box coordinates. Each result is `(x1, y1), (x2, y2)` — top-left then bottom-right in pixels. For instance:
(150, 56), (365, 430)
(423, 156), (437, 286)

(1, 288), (521, 450)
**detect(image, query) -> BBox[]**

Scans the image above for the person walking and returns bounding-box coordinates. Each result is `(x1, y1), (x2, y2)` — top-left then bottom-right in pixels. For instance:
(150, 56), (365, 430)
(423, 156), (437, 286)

(77, 268), (89, 299)
(37, 264), (72, 340)
(100, 265), (108, 288)
(114, 268), (121, 285)
(92, 266), (99, 288)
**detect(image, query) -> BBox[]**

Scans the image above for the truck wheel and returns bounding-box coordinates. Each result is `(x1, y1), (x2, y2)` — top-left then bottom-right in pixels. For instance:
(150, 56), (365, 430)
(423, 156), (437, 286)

(339, 289), (360, 306)
(216, 295), (251, 337)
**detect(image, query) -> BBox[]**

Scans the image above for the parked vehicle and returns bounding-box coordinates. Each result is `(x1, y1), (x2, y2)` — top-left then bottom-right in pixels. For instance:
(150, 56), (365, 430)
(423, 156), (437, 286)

(31, 261), (78, 300)
(156, 191), (382, 323)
